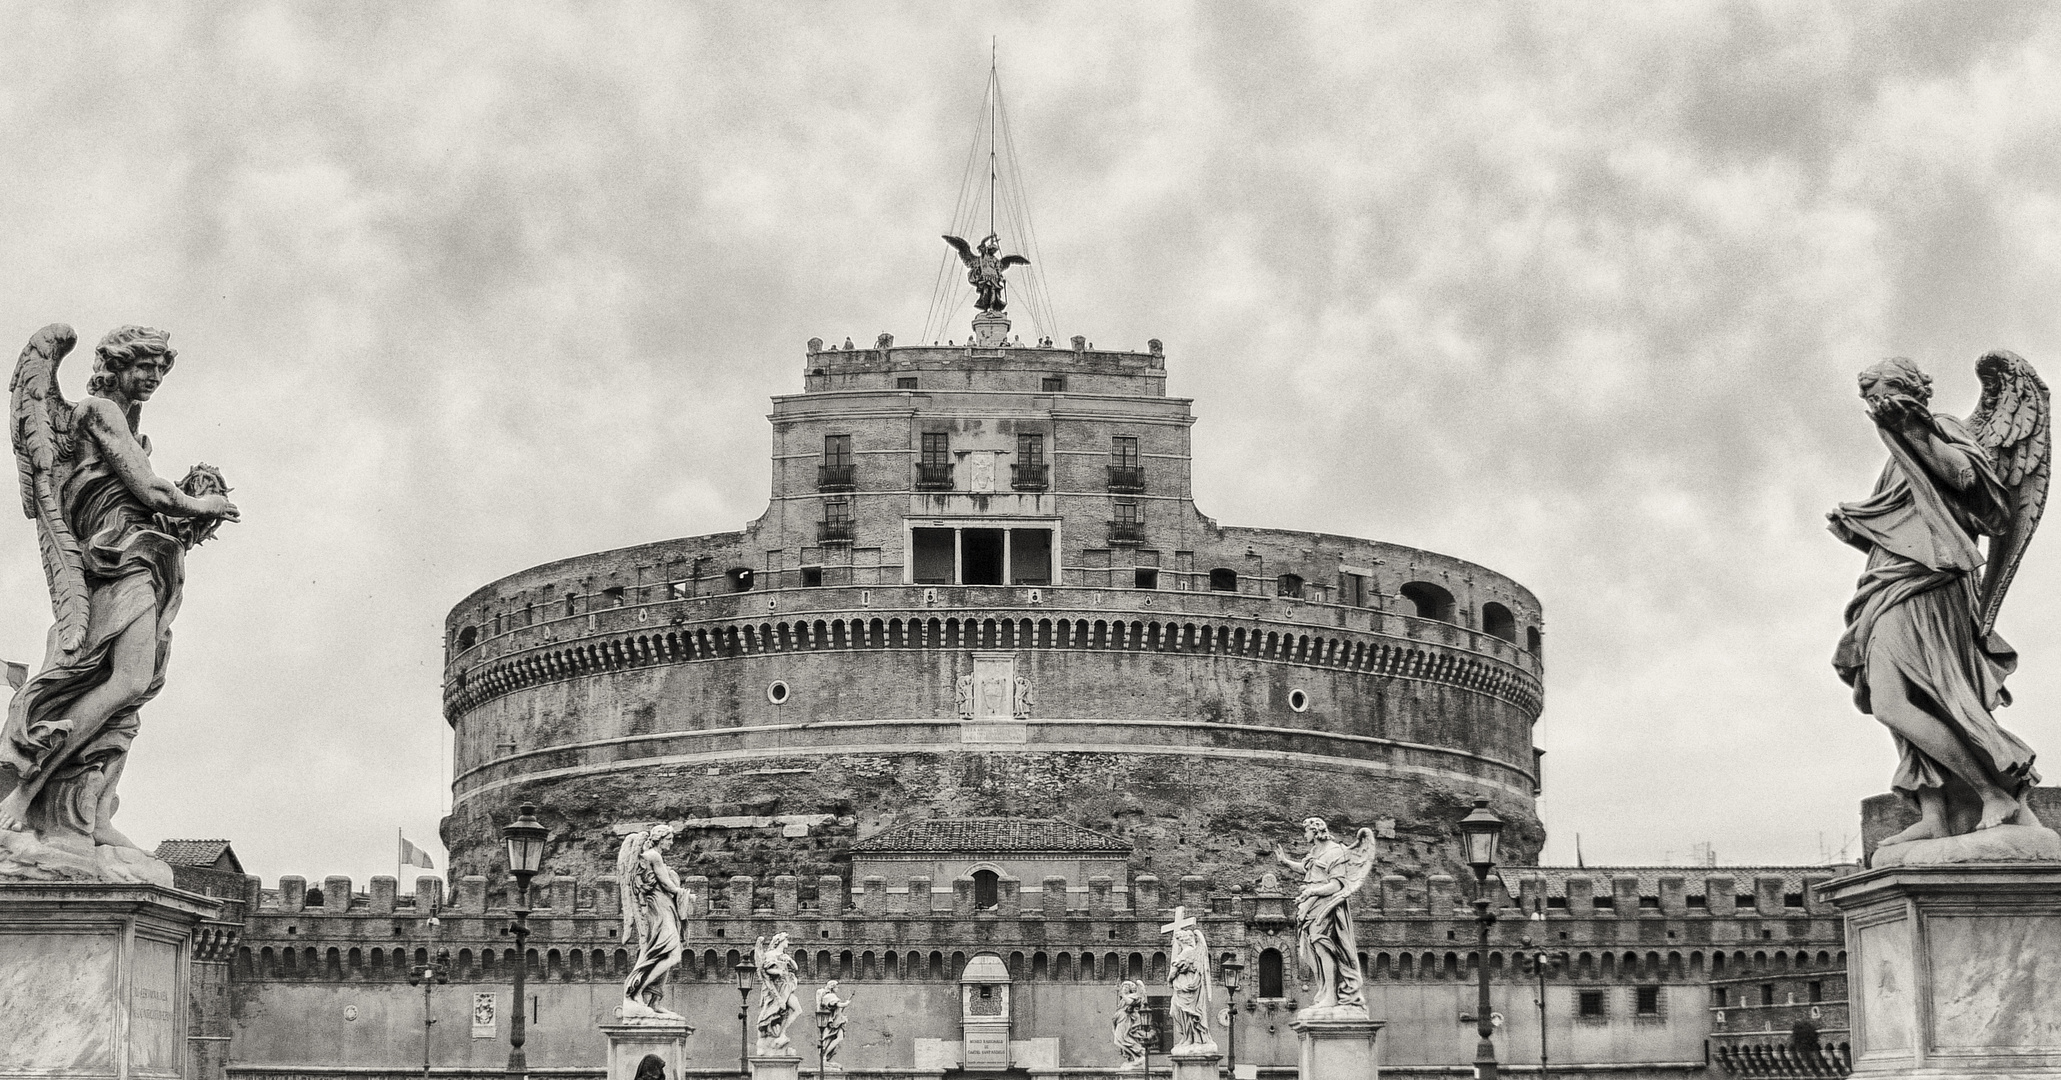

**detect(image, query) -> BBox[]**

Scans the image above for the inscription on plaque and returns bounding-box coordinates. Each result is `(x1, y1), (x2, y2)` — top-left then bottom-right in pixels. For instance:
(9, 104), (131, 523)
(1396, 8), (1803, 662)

(131, 937), (181, 1073)
(963, 1027), (1008, 1069)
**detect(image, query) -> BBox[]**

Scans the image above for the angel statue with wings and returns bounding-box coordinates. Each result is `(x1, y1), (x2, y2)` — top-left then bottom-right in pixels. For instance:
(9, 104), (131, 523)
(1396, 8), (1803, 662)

(754, 931), (803, 1055)
(1276, 817), (1380, 1020)
(1831, 352), (2059, 858)
(1, 325), (237, 884)
(617, 823), (690, 1019)
(942, 233), (1029, 314)
(1111, 979), (1149, 1067)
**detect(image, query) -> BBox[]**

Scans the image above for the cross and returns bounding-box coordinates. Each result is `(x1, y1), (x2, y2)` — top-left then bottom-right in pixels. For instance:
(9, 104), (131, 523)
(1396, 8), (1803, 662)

(1159, 906), (1197, 937)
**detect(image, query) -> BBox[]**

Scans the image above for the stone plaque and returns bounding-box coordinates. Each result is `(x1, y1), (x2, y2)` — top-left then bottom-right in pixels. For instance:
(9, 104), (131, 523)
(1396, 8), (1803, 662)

(969, 652), (1014, 719)
(1855, 918), (1913, 1053)
(472, 992), (497, 1038)
(963, 1027), (1009, 1069)
(0, 933), (118, 1071)
(130, 935), (182, 1073)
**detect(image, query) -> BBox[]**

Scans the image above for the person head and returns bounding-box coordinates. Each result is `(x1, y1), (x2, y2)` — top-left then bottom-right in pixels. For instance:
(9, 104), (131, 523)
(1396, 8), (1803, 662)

(90, 325), (177, 399)
(1302, 817), (1331, 844)
(979, 233), (999, 255)
(1859, 357), (1932, 407)
(645, 824), (675, 850)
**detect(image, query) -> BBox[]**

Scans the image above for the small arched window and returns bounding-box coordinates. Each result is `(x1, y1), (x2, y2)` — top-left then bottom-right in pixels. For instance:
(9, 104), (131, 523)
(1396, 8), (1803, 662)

(456, 626), (478, 650)
(1209, 568), (1238, 592)
(1482, 603), (1517, 642)
(1526, 626), (1542, 655)
(1400, 581), (1456, 622)
(1259, 947), (1285, 997)
(1277, 574), (1304, 599)
(973, 869), (1000, 910)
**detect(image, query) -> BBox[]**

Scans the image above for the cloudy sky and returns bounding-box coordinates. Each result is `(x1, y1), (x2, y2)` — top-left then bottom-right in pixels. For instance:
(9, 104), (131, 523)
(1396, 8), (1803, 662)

(7, 2), (2061, 887)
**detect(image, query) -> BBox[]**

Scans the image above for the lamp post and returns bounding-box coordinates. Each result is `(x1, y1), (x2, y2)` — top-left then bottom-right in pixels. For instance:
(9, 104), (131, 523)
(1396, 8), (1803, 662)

(736, 959), (756, 1079)
(1221, 959), (1245, 1079)
(1518, 901), (1561, 1080)
(406, 935), (450, 1080)
(501, 804), (548, 1080)
(1459, 797), (1506, 1080)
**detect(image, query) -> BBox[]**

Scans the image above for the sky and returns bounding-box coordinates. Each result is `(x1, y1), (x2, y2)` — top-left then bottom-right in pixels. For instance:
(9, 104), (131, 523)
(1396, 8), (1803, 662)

(7, 1), (2061, 887)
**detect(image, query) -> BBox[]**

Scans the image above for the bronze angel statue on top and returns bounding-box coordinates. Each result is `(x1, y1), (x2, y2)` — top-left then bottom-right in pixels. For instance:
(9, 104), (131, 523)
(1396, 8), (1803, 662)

(1830, 351), (2059, 861)
(942, 233), (1029, 314)
(1, 325), (238, 884)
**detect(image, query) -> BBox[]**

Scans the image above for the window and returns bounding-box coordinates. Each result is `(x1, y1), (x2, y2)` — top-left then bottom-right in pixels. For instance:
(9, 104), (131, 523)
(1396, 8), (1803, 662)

(725, 568), (753, 593)
(1134, 567), (1159, 589)
(1013, 433), (1047, 490)
(1400, 581), (1456, 621)
(1209, 568), (1238, 592)
(1041, 375), (1065, 392)
(1258, 948), (1285, 997)
(962, 529), (1005, 586)
(1809, 980), (1822, 1003)
(1636, 986), (1660, 1015)
(603, 586), (627, 607)
(820, 497), (853, 542)
(912, 529), (955, 585)
(456, 626), (478, 650)
(820, 434), (854, 490)
(1339, 572), (1368, 607)
(800, 566), (823, 588)
(1578, 989), (1605, 1018)
(1277, 573), (1304, 599)
(1760, 984), (1775, 1006)
(973, 869), (999, 910)
(917, 432), (952, 489)
(1012, 528), (1052, 585)
(896, 376), (917, 389)
(1713, 987), (1728, 1008)
(1482, 602), (1517, 641)
(1111, 499), (1144, 543)
(1109, 436), (1143, 491)
(1527, 626), (1542, 654)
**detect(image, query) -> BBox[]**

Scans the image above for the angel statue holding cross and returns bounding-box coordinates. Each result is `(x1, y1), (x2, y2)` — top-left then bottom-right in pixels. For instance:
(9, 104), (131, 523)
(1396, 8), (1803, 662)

(1830, 351), (2061, 863)
(1, 324), (238, 885)
(1277, 817), (1380, 1020)
(1160, 905), (1216, 1054)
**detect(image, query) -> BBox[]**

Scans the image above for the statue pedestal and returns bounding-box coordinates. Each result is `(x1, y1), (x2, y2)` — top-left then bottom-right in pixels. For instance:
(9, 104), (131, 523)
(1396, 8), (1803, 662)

(1822, 864), (2061, 1078)
(971, 311), (1011, 348)
(0, 883), (222, 1080)
(748, 1053), (802, 1080)
(1169, 1047), (1222, 1080)
(599, 1018), (693, 1080)
(1291, 1014), (1384, 1080)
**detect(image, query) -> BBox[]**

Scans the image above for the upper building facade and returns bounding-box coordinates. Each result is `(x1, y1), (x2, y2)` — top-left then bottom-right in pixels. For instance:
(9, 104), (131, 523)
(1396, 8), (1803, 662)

(438, 324), (1548, 887)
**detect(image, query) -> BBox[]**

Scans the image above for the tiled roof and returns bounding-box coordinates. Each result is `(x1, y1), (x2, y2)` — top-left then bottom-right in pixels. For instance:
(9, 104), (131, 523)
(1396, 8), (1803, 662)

(153, 839), (241, 872)
(1508, 865), (1859, 898)
(853, 818), (1130, 854)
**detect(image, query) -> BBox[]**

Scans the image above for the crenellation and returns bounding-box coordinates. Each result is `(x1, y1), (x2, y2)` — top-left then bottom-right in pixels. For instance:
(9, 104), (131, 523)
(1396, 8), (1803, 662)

(907, 875), (935, 914)
(996, 875), (1020, 917)
(1042, 876), (1068, 919)
(1132, 873), (1160, 917)
(549, 874), (576, 912)
(1178, 874), (1207, 913)
(1426, 873), (1456, 918)
(1754, 873), (1785, 917)
(951, 876), (975, 917)
(1657, 874), (1686, 917)
(456, 874), (486, 913)
(368, 876), (396, 914)
(278, 875), (305, 913)
(1088, 875), (1113, 917)
(1612, 875), (1639, 918)
(1382, 873), (1410, 914)
(861, 875), (888, 917)
(726, 874), (754, 915)
(773, 874), (799, 915)
(817, 874), (844, 915)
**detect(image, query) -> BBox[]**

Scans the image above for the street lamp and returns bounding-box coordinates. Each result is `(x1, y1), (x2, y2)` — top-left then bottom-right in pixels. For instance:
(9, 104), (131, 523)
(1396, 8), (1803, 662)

(1221, 959), (1245, 1079)
(501, 804), (548, 1080)
(1517, 899), (1562, 1080)
(406, 934), (451, 1080)
(736, 959), (757, 1078)
(1458, 797), (1505, 1080)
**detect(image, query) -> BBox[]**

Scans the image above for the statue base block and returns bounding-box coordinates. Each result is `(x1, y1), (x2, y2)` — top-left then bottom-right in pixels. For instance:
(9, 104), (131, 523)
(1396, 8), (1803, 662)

(1291, 1014), (1384, 1080)
(1169, 1048), (1221, 1080)
(1872, 824), (2061, 868)
(0, 883), (220, 1080)
(1822, 863), (2061, 1078)
(749, 1054), (802, 1080)
(599, 1018), (693, 1080)
(971, 311), (1011, 348)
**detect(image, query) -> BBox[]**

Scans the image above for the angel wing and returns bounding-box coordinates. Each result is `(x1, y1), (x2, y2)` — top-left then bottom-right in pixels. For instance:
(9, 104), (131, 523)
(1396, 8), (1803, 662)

(615, 832), (648, 944)
(999, 254), (1030, 270)
(10, 324), (89, 654)
(1966, 349), (2051, 638)
(941, 234), (976, 267)
(1338, 827), (1379, 901)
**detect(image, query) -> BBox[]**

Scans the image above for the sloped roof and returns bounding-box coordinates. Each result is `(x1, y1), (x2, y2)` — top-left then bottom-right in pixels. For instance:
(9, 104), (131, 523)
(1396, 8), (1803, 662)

(153, 839), (243, 873)
(853, 818), (1130, 854)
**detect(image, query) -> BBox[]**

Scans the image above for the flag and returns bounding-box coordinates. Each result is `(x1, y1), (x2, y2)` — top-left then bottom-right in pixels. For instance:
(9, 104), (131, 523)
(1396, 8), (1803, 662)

(3, 660), (26, 691)
(400, 834), (436, 870)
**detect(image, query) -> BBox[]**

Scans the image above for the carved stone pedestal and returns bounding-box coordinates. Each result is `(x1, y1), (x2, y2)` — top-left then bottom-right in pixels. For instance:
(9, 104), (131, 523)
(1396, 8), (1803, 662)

(599, 1018), (693, 1080)
(1169, 1047), (1222, 1080)
(748, 1054), (802, 1080)
(971, 310), (1011, 348)
(1821, 864), (2061, 1079)
(1291, 1014), (1384, 1080)
(0, 883), (222, 1080)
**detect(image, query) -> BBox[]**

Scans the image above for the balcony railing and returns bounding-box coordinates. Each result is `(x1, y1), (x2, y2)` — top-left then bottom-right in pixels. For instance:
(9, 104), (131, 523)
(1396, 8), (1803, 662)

(1109, 520), (1146, 544)
(915, 462), (954, 490)
(818, 464), (855, 491)
(1107, 465), (1145, 492)
(1011, 463), (1048, 491)
(818, 520), (854, 543)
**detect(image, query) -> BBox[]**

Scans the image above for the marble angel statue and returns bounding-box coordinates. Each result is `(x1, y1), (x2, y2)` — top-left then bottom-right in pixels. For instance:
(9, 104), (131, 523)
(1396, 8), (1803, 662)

(617, 823), (689, 1018)
(1, 325), (237, 884)
(1276, 817), (1379, 1019)
(754, 931), (802, 1055)
(1830, 352), (2058, 859)
(1111, 978), (1150, 1067)
(1166, 917), (1216, 1053)
(815, 980), (852, 1067)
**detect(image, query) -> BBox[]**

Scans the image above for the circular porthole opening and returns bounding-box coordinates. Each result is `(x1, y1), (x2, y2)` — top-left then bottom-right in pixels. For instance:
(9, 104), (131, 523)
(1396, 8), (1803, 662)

(1288, 688), (1309, 712)
(767, 681), (790, 705)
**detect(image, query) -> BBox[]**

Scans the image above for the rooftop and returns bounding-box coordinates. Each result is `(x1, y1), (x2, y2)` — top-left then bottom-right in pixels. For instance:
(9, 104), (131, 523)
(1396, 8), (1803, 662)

(154, 839), (243, 873)
(853, 817), (1130, 854)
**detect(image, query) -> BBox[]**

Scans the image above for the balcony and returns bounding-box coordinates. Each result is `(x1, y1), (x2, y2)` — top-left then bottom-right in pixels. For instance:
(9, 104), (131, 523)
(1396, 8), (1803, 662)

(1011, 463), (1049, 491)
(915, 462), (954, 490)
(1107, 465), (1145, 493)
(1109, 520), (1146, 545)
(818, 464), (855, 491)
(818, 520), (854, 543)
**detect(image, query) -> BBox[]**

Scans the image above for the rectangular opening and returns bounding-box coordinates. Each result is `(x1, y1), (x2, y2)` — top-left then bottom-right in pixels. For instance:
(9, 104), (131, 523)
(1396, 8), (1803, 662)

(1134, 567), (1159, 589)
(897, 376), (917, 389)
(1010, 529), (1052, 585)
(1808, 980), (1822, 1003)
(1635, 986), (1659, 1015)
(912, 528), (955, 584)
(1578, 989), (1605, 1018)
(800, 566), (823, 588)
(962, 529), (1005, 585)
(1042, 375), (1065, 392)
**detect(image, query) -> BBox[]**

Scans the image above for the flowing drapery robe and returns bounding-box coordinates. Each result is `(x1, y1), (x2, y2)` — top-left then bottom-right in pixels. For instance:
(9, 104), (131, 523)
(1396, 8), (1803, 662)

(1294, 840), (1365, 1010)
(623, 851), (685, 1005)
(1830, 414), (2041, 795)
(0, 432), (183, 832)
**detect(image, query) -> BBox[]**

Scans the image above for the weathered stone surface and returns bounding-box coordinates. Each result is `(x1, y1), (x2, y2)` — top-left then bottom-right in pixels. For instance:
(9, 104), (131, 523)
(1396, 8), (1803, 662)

(1872, 823), (2061, 867)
